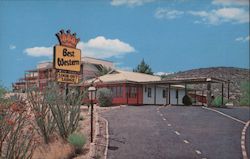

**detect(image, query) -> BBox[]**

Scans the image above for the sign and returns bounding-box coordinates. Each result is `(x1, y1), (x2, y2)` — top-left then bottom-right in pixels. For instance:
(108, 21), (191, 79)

(54, 45), (81, 72)
(57, 71), (79, 84)
(53, 29), (82, 84)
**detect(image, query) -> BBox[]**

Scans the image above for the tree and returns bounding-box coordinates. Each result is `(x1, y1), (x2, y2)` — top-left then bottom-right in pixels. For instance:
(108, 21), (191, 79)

(133, 59), (153, 75)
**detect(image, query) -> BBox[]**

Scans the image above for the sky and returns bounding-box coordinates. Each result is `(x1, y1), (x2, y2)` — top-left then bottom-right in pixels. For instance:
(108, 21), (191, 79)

(0, 0), (249, 88)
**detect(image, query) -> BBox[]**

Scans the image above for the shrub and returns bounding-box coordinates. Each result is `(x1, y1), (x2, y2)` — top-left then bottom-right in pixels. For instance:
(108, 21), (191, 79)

(212, 96), (227, 107)
(240, 81), (250, 106)
(182, 95), (192, 106)
(96, 88), (112, 107)
(67, 133), (86, 154)
(0, 93), (37, 159)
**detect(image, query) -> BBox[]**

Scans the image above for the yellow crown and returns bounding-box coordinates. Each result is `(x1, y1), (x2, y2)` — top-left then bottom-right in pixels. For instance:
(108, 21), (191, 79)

(56, 29), (80, 48)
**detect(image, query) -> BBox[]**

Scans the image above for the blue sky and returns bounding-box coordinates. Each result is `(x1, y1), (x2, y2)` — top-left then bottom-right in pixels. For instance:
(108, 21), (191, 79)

(0, 0), (249, 88)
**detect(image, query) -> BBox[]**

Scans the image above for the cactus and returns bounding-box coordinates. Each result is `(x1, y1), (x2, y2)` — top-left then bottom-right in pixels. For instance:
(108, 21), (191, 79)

(0, 94), (37, 159)
(27, 87), (56, 144)
(44, 83), (85, 139)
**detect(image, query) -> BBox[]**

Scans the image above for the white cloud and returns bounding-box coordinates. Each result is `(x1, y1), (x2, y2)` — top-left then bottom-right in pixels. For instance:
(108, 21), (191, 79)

(78, 36), (135, 59)
(111, 0), (154, 7)
(155, 8), (184, 19)
(24, 46), (53, 57)
(9, 44), (16, 50)
(212, 0), (249, 6)
(235, 35), (249, 42)
(188, 8), (249, 25)
(24, 36), (135, 59)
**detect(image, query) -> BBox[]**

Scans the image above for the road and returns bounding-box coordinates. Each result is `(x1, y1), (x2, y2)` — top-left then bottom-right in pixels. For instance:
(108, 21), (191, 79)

(101, 106), (250, 159)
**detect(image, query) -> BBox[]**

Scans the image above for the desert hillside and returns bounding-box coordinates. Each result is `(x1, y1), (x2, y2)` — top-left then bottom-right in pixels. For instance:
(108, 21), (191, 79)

(165, 67), (249, 104)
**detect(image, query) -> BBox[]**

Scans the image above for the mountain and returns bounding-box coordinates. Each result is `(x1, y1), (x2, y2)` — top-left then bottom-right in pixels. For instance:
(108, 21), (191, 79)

(164, 67), (249, 104)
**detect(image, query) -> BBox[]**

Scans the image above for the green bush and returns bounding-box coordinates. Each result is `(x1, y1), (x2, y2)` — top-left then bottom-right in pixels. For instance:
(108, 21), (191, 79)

(182, 95), (192, 106)
(67, 133), (86, 154)
(212, 96), (227, 107)
(240, 81), (250, 106)
(96, 88), (112, 107)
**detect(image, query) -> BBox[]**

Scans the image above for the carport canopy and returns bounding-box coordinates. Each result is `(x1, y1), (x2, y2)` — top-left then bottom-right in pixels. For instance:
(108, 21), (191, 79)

(142, 77), (230, 106)
(152, 77), (228, 84)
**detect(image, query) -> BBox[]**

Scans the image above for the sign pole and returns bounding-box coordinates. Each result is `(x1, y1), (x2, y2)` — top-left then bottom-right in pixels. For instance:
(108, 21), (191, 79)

(90, 92), (93, 143)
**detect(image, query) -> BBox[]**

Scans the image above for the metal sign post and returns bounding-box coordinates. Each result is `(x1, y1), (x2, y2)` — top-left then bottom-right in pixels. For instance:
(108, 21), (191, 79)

(88, 86), (96, 143)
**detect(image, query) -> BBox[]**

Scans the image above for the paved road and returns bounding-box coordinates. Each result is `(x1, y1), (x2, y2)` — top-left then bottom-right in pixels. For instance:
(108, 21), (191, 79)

(213, 106), (250, 122)
(101, 106), (250, 159)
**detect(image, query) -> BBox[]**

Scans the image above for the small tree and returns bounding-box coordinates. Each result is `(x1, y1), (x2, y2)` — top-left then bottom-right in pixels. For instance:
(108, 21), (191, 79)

(96, 88), (112, 107)
(133, 59), (153, 75)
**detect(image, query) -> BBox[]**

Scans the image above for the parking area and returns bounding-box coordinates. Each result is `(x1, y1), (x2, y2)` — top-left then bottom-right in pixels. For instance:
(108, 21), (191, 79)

(101, 105), (250, 159)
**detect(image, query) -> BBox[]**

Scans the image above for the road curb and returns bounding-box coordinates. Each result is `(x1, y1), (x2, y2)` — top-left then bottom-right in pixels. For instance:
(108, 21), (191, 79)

(99, 116), (109, 159)
(241, 120), (250, 159)
(89, 110), (99, 158)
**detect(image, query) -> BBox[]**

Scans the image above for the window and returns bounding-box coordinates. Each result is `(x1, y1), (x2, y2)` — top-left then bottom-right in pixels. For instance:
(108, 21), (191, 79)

(148, 87), (152, 98)
(163, 90), (166, 98)
(117, 86), (122, 97)
(145, 86), (147, 92)
(129, 87), (137, 98)
(111, 87), (116, 97)
(111, 86), (122, 98)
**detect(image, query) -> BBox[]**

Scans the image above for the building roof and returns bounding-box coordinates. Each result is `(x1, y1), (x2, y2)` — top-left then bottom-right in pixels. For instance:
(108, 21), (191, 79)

(76, 70), (161, 86)
(147, 77), (228, 85)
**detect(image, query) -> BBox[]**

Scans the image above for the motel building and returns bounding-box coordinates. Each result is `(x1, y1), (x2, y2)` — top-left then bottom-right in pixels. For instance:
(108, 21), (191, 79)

(12, 56), (114, 92)
(77, 70), (188, 105)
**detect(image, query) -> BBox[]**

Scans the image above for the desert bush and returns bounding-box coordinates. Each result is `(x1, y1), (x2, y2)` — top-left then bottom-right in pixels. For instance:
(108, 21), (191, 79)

(0, 93), (37, 159)
(96, 88), (112, 107)
(182, 95), (192, 106)
(27, 87), (56, 144)
(212, 96), (228, 107)
(240, 81), (250, 106)
(45, 83), (85, 139)
(67, 133), (86, 154)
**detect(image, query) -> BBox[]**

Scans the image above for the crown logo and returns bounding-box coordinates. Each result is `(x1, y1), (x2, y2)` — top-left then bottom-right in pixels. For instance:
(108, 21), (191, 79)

(56, 29), (80, 48)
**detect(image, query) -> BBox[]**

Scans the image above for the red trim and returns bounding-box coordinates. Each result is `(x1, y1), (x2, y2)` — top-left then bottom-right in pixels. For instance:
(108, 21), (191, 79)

(92, 83), (143, 106)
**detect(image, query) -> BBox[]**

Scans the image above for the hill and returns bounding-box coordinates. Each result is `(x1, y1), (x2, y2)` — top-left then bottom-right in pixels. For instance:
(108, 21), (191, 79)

(165, 67), (249, 105)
